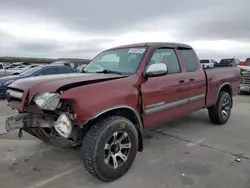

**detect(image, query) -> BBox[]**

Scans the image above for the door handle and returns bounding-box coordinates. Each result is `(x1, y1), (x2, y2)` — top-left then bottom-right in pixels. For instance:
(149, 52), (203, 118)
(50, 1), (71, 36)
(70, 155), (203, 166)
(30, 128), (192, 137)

(190, 78), (195, 81)
(179, 80), (185, 83)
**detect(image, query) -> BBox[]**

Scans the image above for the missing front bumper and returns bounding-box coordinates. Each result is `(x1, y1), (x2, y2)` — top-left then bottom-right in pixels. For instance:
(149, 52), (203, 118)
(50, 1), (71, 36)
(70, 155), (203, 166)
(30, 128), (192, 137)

(5, 113), (80, 148)
(5, 113), (55, 132)
(5, 113), (73, 139)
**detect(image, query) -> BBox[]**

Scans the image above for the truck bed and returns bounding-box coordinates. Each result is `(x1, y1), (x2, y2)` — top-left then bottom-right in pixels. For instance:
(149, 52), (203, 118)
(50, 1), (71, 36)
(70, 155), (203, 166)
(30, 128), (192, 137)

(204, 67), (241, 107)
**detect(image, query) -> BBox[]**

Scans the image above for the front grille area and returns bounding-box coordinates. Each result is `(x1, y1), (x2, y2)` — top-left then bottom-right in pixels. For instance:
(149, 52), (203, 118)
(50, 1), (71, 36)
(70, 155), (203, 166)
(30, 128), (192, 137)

(0, 88), (6, 93)
(240, 72), (250, 86)
(240, 77), (250, 85)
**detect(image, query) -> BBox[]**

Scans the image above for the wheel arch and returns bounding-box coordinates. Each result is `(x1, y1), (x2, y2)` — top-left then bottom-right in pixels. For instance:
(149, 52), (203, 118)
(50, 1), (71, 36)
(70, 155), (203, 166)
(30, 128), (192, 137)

(85, 105), (144, 152)
(216, 83), (233, 106)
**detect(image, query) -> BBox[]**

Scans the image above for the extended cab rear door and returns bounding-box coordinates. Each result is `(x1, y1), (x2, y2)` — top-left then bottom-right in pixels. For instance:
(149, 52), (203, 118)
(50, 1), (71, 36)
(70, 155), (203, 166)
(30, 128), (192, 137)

(177, 48), (206, 111)
(141, 48), (191, 128)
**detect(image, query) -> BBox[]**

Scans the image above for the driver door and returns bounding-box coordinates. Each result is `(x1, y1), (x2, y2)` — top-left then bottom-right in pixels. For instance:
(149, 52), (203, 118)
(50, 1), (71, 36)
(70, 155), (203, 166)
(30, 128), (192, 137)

(141, 48), (191, 128)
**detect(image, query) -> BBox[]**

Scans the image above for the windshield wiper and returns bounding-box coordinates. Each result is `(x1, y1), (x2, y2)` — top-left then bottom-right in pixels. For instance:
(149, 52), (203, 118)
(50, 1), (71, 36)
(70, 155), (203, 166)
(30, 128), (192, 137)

(95, 69), (123, 75)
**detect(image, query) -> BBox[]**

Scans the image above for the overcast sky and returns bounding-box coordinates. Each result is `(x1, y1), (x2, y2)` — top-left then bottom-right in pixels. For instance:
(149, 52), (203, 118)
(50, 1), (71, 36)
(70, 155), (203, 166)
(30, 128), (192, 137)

(0, 0), (250, 60)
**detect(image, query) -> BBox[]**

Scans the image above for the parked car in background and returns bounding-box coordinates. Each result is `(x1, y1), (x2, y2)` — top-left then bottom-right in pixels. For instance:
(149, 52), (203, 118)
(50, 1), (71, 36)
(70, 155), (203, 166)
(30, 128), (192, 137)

(200, 59), (217, 68)
(0, 65), (78, 98)
(6, 62), (23, 69)
(51, 61), (75, 68)
(0, 63), (23, 77)
(0, 63), (43, 77)
(10, 64), (41, 75)
(5, 42), (241, 181)
(2, 62), (11, 69)
(76, 64), (88, 72)
(238, 66), (250, 93)
(239, 58), (250, 66)
(215, 58), (240, 67)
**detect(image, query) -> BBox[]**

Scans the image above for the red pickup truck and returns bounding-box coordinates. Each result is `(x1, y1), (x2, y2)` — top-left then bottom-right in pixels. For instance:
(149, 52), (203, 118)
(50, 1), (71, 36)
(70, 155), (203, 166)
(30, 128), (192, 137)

(5, 42), (240, 181)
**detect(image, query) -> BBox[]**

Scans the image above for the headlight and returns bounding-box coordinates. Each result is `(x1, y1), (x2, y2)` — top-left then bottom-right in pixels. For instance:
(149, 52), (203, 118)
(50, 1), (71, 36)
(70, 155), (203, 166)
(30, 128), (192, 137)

(33, 92), (60, 111)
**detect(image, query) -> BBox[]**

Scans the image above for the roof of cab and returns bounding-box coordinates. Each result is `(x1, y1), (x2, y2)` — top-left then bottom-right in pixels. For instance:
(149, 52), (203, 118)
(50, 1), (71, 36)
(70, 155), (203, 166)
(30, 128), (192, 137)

(107, 42), (192, 50)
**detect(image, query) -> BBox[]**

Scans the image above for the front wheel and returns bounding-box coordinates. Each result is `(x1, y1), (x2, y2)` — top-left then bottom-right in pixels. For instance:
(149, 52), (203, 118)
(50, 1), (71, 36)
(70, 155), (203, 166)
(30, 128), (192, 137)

(81, 116), (138, 182)
(208, 91), (232, 125)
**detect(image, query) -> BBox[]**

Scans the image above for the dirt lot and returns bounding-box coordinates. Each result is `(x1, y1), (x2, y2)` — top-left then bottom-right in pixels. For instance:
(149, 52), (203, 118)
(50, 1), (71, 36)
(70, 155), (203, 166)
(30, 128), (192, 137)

(0, 94), (250, 188)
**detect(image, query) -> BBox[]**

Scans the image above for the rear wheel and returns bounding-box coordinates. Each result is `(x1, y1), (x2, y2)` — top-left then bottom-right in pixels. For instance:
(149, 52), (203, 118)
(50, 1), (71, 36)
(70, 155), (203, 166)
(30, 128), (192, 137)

(208, 91), (232, 125)
(81, 116), (138, 182)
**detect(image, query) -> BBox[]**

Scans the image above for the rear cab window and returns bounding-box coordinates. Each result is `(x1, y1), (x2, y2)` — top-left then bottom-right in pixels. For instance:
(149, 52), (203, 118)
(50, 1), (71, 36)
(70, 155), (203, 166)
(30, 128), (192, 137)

(179, 49), (199, 72)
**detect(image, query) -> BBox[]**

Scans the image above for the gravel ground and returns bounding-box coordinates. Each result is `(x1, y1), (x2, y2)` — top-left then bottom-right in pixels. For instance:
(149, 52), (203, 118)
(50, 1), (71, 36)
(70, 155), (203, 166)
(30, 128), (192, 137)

(0, 101), (17, 134)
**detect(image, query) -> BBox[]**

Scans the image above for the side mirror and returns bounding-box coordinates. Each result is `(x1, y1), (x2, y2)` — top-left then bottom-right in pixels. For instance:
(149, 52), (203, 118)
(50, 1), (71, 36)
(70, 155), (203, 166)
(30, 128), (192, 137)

(145, 63), (167, 77)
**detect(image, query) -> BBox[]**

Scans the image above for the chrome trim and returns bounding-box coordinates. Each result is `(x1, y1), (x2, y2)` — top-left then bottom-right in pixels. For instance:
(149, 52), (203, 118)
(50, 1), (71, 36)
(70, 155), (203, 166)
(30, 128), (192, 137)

(144, 98), (188, 115)
(188, 94), (206, 102)
(144, 94), (206, 115)
(92, 105), (143, 130)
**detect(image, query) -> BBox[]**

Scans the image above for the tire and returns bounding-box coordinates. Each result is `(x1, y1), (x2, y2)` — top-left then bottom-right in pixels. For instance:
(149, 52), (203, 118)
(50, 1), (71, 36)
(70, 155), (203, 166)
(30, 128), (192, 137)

(208, 91), (232, 125)
(81, 116), (138, 182)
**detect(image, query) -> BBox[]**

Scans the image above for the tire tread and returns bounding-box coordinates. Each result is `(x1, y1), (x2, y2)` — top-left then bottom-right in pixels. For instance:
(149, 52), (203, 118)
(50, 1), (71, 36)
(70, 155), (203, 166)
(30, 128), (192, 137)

(208, 91), (231, 125)
(82, 116), (137, 181)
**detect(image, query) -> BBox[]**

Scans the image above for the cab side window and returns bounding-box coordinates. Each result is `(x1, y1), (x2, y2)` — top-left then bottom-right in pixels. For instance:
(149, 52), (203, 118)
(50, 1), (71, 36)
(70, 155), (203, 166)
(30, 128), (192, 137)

(148, 48), (181, 74)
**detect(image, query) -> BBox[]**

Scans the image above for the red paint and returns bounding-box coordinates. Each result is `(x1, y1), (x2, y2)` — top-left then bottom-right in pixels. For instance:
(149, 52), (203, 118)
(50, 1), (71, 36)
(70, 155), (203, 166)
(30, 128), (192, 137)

(7, 42), (241, 129)
(239, 58), (250, 66)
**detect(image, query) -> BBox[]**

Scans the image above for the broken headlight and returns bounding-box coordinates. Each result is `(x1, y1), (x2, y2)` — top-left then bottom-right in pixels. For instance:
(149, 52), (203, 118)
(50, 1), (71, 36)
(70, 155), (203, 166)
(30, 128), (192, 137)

(33, 92), (60, 111)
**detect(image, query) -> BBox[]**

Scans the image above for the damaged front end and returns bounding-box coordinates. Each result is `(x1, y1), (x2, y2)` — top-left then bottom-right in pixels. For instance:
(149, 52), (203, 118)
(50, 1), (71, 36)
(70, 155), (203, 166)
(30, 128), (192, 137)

(5, 91), (82, 148)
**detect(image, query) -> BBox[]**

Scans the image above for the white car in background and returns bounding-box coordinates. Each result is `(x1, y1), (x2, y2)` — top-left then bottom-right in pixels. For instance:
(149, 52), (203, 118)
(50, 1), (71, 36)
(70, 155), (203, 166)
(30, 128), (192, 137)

(200, 59), (217, 68)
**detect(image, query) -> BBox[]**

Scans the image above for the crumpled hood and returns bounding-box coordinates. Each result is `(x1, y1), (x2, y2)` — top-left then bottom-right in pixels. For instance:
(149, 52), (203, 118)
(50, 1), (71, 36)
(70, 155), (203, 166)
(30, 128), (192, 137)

(8, 73), (127, 95)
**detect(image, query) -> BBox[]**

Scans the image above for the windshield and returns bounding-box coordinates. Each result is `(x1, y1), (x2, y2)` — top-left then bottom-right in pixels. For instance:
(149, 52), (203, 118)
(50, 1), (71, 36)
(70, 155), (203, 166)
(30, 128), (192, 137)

(83, 47), (147, 74)
(19, 66), (43, 76)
